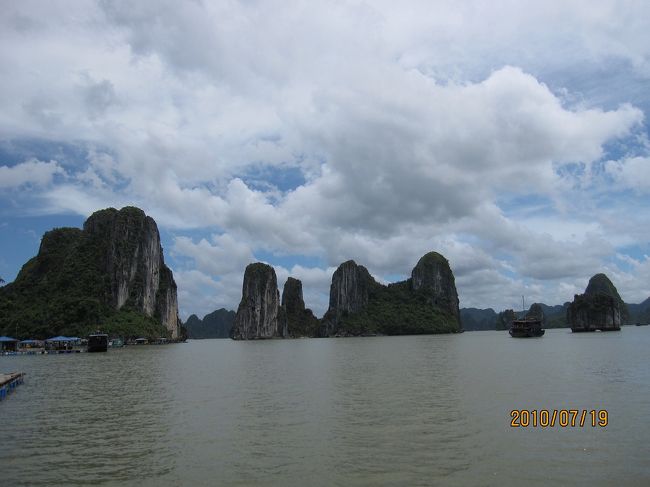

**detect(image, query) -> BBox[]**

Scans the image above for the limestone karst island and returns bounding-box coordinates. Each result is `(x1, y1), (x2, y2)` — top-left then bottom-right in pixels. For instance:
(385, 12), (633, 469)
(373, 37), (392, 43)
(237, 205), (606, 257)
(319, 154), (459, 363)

(1, 206), (648, 344)
(0, 207), (180, 341)
(231, 252), (461, 339)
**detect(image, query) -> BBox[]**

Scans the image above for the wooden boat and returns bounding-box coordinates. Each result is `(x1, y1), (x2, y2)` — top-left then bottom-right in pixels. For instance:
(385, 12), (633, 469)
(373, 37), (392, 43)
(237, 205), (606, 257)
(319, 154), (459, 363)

(87, 333), (109, 352)
(509, 317), (545, 338)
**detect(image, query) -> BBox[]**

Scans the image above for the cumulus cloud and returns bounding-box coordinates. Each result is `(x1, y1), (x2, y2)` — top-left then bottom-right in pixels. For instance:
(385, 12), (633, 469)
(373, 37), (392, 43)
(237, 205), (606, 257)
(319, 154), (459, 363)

(1, 1), (650, 316)
(0, 159), (64, 189)
(605, 156), (650, 192)
(172, 233), (254, 277)
(173, 269), (234, 321)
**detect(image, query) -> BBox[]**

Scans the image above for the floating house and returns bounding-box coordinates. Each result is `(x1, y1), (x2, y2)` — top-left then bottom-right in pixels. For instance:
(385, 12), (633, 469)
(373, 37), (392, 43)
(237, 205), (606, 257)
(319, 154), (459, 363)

(45, 336), (81, 353)
(0, 336), (19, 353)
(18, 339), (45, 354)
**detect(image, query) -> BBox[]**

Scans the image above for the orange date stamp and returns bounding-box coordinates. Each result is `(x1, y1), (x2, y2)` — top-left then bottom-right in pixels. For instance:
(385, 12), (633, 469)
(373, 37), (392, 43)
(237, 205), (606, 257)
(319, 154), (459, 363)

(510, 409), (608, 428)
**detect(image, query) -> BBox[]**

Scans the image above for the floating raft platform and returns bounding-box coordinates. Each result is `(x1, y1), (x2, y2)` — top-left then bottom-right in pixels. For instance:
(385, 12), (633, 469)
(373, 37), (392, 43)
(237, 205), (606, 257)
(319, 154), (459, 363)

(0, 372), (25, 401)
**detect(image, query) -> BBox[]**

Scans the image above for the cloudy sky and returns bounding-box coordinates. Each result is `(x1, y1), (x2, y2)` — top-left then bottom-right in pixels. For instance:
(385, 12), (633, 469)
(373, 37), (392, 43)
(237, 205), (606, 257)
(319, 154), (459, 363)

(1, 1), (649, 319)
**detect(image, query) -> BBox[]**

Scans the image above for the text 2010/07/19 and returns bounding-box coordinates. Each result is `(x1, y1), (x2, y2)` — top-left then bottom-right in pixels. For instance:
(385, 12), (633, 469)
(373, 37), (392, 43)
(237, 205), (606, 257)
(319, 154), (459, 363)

(510, 409), (608, 428)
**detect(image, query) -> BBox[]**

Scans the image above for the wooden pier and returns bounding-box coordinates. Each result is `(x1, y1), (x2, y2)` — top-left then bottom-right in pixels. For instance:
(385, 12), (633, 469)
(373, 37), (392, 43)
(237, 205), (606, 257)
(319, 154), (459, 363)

(0, 372), (25, 401)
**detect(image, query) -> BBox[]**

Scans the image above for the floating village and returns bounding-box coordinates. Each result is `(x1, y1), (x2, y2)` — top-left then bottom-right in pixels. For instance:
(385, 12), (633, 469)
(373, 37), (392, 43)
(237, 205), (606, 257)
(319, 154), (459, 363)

(1, 208), (648, 405)
(0, 334), (178, 356)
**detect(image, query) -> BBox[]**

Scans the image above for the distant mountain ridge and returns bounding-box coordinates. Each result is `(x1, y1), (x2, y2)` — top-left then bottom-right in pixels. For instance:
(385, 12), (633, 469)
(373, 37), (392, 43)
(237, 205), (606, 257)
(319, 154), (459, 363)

(185, 309), (235, 339)
(462, 297), (649, 331)
(626, 296), (650, 323)
(460, 308), (497, 331)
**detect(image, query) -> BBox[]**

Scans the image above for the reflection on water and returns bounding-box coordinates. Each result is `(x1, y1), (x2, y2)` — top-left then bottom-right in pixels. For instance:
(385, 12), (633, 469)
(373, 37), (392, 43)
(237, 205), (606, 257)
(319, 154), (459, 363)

(1, 328), (650, 486)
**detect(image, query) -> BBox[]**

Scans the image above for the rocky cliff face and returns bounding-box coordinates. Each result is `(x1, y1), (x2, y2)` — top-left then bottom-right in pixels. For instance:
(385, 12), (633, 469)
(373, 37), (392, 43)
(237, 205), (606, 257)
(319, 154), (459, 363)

(83, 207), (179, 338)
(568, 273), (625, 331)
(282, 277), (319, 337)
(320, 260), (378, 336)
(410, 252), (460, 321)
(320, 253), (461, 336)
(0, 206), (180, 339)
(231, 263), (287, 339)
(84, 208), (160, 314)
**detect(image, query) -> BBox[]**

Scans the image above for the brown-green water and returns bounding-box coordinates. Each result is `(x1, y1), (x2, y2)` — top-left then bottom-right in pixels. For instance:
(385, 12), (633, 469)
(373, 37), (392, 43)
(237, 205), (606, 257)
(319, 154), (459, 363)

(1, 328), (649, 486)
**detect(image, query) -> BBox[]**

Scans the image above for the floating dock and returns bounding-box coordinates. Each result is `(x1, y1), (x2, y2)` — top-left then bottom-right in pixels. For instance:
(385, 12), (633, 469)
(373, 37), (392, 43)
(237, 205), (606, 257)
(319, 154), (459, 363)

(0, 372), (25, 401)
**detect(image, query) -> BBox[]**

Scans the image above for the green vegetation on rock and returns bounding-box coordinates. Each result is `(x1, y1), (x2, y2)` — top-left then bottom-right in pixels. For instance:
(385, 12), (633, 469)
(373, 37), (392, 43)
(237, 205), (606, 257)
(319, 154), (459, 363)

(495, 309), (515, 330)
(282, 277), (319, 337)
(627, 297), (650, 324)
(338, 281), (459, 335)
(185, 309), (236, 338)
(583, 273), (629, 322)
(321, 254), (462, 336)
(0, 207), (178, 340)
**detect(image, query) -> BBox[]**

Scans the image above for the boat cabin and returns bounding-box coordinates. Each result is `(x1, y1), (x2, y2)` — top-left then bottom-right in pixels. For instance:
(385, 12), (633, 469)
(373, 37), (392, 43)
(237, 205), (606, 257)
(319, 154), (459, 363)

(87, 333), (109, 352)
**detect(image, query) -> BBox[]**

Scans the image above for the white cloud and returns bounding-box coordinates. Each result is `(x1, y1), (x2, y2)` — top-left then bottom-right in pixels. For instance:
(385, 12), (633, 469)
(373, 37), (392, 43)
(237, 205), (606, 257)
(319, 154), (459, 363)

(1, 0), (650, 316)
(0, 159), (64, 189)
(605, 156), (650, 192)
(172, 233), (254, 277)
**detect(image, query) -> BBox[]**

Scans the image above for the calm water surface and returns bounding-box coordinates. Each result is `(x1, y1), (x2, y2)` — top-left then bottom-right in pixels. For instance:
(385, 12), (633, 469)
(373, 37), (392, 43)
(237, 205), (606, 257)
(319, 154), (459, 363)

(1, 328), (649, 486)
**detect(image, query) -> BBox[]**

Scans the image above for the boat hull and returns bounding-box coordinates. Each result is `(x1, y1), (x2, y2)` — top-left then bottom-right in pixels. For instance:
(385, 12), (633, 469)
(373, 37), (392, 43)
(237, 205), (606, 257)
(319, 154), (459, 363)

(509, 328), (545, 338)
(87, 334), (109, 352)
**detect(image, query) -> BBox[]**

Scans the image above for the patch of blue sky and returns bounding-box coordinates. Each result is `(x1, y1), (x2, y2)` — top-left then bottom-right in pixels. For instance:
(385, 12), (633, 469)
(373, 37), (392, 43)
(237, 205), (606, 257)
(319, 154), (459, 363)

(0, 138), (88, 169)
(614, 244), (650, 265)
(237, 164), (307, 194)
(254, 249), (325, 271)
(382, 273), (409, 284)
(595, 188), (650, 209)
(554, 161), (586, 183)
(599, 132), (649, 163)
(0, 213), (85, 283)
(0, 191), (63, 218)
(500, 266), (519, 280)
(544, 56), (650, 112)
(166, 227), (226, 246)
(0, 137), (130, 188)
(234, 132), (308, 193)
(497, 193), (556, 219)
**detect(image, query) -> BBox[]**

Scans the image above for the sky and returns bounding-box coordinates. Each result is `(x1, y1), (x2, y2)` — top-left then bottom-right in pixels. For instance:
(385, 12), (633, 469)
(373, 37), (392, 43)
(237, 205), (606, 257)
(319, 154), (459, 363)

(1, 0), (650, 320)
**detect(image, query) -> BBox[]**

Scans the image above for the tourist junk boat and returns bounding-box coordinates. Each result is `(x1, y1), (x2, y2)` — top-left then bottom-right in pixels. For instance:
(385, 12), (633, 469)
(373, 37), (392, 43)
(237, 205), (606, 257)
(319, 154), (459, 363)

(509, 317), (545, 337)
(509, 296), (545, 338)
(87, 333), (109, 352)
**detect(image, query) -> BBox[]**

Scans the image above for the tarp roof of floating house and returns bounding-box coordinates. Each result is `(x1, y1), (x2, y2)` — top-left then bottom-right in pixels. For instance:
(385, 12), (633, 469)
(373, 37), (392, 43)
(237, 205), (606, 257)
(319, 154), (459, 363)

(19, 339), (43, 344)
(45, 336), (74, 342)
(0, 336), (19, 342)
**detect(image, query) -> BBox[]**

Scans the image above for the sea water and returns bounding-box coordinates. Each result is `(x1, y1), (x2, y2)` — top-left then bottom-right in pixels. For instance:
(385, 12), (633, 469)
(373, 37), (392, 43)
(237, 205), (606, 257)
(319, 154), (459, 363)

(1, 328), (649, 486)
